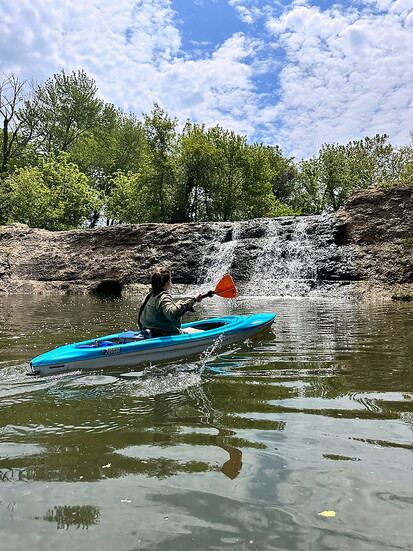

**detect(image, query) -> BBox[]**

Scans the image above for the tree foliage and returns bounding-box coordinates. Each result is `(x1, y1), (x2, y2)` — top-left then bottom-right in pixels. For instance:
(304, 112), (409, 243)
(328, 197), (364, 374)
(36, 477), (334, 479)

(19, 69), (112, 156)
(0, 69), (412, 230)
(293, 134), (412, 213)
(0, 154), (99, 229)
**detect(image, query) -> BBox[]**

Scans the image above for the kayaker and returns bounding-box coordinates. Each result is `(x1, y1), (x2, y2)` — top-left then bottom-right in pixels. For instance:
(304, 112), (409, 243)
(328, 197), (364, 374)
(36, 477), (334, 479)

(138, 266), (204, 337)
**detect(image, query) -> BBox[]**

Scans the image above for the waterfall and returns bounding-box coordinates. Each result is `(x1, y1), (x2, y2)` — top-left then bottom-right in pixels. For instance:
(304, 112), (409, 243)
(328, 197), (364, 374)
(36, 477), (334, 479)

(244, 217), (318, 297)
(198, 222), (242, 286)
(199, 215), (355, 298)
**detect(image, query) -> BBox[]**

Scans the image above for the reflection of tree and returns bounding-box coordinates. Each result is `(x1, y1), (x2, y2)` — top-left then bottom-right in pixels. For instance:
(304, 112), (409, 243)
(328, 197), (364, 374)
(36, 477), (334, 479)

(43, 505), (100, 530)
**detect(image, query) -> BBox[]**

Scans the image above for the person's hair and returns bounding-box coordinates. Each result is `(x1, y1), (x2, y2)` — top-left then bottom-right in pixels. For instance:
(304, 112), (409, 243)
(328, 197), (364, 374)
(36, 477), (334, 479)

(151, 266), (171, 295)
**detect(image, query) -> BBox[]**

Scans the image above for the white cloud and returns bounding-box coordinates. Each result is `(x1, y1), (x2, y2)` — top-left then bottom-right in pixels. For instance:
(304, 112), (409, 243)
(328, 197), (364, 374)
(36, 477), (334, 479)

(0, 0), (260, 136)
(264, 1), (413, 157)
(0, 0), (411, 159)
(228, 0), (263, 24)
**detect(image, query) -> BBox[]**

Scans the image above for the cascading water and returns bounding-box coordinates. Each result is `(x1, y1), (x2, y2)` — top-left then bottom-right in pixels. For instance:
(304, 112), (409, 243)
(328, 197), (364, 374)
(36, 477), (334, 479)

(244, 217), (318, 297)
(198, 222), (242, 286)
(199, 215), (356, 298)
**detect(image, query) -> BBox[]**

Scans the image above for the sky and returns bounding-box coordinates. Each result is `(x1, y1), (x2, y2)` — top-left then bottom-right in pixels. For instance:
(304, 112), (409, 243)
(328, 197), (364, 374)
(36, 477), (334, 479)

(0, 0), (412, 159)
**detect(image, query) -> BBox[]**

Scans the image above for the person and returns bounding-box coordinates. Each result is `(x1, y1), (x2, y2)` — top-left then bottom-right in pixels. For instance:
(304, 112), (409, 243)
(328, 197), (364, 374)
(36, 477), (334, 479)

(138, 266), (205, 337)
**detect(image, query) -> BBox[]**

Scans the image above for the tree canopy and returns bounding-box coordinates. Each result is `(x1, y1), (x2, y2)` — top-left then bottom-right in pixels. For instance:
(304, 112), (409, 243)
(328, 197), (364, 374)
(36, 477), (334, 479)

(0, 69), (412, 230)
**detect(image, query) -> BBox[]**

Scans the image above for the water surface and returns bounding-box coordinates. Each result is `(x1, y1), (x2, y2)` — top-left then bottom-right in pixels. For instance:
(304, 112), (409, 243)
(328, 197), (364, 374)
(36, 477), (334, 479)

(0, 294), (412, 550)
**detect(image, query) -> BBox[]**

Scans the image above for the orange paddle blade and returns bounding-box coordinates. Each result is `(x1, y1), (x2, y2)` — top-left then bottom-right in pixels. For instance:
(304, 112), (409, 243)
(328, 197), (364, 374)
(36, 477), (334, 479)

(214, 274), (238, 298)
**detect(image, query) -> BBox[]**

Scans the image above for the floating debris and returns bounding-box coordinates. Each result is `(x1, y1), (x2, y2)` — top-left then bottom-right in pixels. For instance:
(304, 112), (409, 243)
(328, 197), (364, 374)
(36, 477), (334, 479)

(318, 510), (336, 517)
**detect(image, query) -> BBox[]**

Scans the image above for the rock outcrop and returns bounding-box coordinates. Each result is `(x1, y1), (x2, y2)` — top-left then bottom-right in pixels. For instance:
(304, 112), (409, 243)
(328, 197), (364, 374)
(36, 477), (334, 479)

(0, 184), (412, 298)
(0, 222), (218, 294)
(336, 184), (413, 298)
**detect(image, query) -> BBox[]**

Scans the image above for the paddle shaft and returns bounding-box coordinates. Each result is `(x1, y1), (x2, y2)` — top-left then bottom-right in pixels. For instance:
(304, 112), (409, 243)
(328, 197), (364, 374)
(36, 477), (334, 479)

(199, 290), (215, 300)
(199, 285), (235, 300)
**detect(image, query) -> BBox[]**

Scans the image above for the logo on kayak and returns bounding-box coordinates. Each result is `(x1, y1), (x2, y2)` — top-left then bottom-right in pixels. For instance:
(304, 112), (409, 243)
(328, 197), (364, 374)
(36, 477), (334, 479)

(102, 347), (121, 355)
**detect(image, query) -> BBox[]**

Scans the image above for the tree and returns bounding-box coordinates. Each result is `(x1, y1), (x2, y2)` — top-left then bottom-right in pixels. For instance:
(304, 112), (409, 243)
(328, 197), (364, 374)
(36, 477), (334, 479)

(399, 134), (413, 184)
(1, 154), (99, 229)
(70, 110), (147, 190)
(293, 158), (323, 214)
(264, 145), (297, 205)
(0, 74), (31, 174)
(238, 142), (276, 219)
(298, 135), (406, 212)
(204, 126), (247, 221)
(19, 69), (111, 156)
(318, 143), (351, 211)
(177, 122), (217, 222)
(143, 104), (179, 222)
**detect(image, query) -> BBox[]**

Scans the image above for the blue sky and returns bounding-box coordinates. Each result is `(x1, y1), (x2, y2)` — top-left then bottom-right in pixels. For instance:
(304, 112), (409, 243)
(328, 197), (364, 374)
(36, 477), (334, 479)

(0, 0), (412, 159)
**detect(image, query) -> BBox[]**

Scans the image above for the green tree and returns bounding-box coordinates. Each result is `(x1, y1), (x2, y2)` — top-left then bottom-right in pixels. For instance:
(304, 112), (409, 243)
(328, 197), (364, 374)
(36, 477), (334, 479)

(70, 110), (147, 191)
(177, 122), (217, 222)
(238, 142), (276, 219)
(19, 69), (112, 156)
(293, 158), (323, 214)
(179, 126), (296, 221)
(143, 103), (179, 222)
(399, 135), (413, 184)
(205, 126), (247, 221)
(68, 108), (149, 226)
(264, 145), (297, 205)
(105, 161), (156, 224)
(1, 154), (99, 229)
(346, 134), (394, 188)
(318, 143), (351, 211)
(297, 134), (407, 213)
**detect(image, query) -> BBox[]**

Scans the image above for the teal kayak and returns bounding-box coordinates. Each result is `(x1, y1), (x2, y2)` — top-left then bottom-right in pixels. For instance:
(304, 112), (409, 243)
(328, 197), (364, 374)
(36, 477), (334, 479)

(29, 313), (276, 375)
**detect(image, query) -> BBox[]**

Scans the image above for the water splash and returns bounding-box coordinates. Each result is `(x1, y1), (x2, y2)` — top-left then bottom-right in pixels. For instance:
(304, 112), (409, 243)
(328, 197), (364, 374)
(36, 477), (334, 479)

(129, 370), (202, 397)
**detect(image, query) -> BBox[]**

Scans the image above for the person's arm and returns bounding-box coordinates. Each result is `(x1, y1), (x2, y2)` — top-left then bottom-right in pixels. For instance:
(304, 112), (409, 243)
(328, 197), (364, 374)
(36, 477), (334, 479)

(157, 293), (196, 321)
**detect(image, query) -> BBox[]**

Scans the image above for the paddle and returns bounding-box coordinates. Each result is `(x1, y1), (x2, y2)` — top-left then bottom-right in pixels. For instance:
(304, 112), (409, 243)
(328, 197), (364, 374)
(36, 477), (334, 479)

(199, 274), (238, 300)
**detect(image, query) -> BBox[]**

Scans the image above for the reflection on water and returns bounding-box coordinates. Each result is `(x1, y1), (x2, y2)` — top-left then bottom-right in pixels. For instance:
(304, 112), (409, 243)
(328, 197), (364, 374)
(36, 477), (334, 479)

(0, 295), (412, 550)
(42, 505), (100, 530)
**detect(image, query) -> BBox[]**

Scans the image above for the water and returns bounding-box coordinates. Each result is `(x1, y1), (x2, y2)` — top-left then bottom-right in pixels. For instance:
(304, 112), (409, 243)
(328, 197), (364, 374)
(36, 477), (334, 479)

(0, 294), (412, 550)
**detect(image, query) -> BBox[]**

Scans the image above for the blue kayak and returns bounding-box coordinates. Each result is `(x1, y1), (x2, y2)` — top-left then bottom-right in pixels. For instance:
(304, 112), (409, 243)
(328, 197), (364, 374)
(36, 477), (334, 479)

(29, 313), (276, 375)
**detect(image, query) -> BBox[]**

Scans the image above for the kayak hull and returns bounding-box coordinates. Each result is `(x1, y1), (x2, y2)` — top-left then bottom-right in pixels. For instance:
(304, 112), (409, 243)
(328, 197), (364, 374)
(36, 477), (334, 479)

(30, 314), (275, 375)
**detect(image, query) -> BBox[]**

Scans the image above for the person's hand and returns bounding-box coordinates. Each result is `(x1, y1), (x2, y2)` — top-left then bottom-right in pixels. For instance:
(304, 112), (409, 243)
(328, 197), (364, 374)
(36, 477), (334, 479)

(194, 293), (203, 302)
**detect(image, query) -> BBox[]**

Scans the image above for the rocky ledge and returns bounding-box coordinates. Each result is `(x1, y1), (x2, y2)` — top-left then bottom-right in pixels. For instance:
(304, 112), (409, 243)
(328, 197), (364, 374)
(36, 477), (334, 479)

(336, 184), (413, 300)
(0, 184), (412, 299)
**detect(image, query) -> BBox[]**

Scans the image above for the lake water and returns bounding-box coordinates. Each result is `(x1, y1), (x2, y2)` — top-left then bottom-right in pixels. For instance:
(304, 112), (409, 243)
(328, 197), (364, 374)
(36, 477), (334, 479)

(0, 293), (412, 550)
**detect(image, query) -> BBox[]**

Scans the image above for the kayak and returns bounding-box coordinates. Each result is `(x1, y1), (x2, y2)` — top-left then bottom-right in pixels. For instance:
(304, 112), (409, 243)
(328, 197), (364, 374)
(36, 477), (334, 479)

(29, 313), (276, 376)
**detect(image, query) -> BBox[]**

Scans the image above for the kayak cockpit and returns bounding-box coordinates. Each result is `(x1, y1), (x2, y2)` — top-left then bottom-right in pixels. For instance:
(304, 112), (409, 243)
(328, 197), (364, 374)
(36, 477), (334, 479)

(74, 321), (229, 349)
(186, 321), (227, 331)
